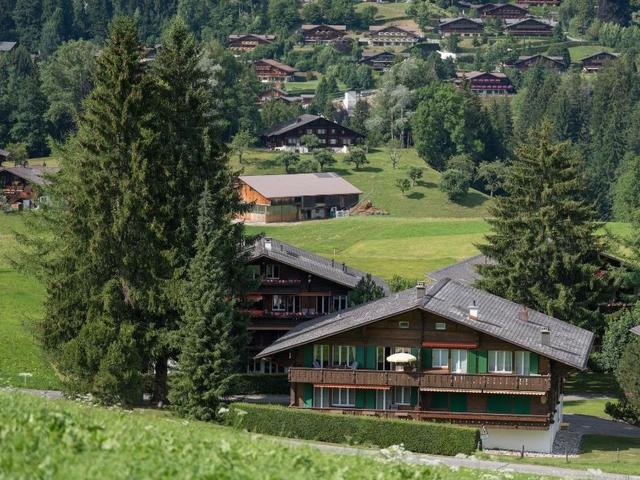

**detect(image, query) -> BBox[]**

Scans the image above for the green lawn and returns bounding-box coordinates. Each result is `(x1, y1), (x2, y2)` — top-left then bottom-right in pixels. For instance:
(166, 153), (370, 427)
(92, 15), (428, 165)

(483, 435), (640, 476)
(565, 371), (619, 395)
(355, 1), (410, 21)
(569, 45), (612, 63)
(0, 214), (60, 390)
(0, 391), (540, 480)
(564, 397), (615, 419)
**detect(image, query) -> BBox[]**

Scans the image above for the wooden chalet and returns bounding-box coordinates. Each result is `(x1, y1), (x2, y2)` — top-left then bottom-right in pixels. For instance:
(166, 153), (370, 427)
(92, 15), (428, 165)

(0, 149), (10, 164)
(258, 87), (313, 107)
(516, 0), (560, 5)
(0, 165), (58, 209)
(580, 51), (620, 73)
(256, 279), (594, 453)
(504, 18), (555, 36)
(455, 71), (515, 95)
(367, 26), (422, 47)
(631, 325), (640, 336)
(238, 173), (362, 223)
(477, 3), (529, 20)
(438, 18), (484, 37)
(244, 237), (388, 372)
(253, 59), (296, 83)
(507, 54), (565, 71)
(359, 51), (405, 71)
(261, 114), (363, 151)
(227, 34), (276, 53)
(0, 41), (17, 53)
(301, 24), (347, 44)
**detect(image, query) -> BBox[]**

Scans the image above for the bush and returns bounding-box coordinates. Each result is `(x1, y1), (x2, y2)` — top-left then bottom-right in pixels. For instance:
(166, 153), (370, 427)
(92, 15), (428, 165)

(218, 374), (289, 396)
(223, 403), (480, 456)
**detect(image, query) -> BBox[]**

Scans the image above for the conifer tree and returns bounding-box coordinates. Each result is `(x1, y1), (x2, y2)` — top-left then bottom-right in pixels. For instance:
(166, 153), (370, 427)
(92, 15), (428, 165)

(478, 122), (606, 330)
(349, 274), (385, 306)
(168, 183), (248, 421)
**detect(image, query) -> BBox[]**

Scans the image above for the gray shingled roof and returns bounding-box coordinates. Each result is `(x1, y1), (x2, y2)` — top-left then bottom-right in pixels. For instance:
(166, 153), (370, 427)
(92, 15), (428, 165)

(0, 41), (17, 52)
(579, 51), (620, 62)
(631, 325), (640, 336)
(427, 254), (494, 285)
(239, 172), (361, 198)
(264, 114), (321, 137)
(504, 18), (556, 27)
(439, 17), (484, 27)
(0, 166), (59, 185)
(257, 278), (594, 370)
(251, 236), (388, 293)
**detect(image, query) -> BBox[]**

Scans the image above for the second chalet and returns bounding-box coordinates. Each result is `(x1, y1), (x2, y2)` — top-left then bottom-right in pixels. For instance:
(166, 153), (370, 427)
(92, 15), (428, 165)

(0, 165), (59, 209)
(476, 3), (528, 20)
(438, 18), (484, 37)
(301, 24), (347, 44)
(580, 51), (620, 73)
(256, 279), (594, 453)
(455, 71), (515, 95)
(503, 18), (555, 37)
(253, 59), (296, 83)
(261, 114), (363, 151)
(359, 51), (405, 71)
(367, 26), (422, 47)
(507, 54), (565, 71)
(227, 34), (276, 53)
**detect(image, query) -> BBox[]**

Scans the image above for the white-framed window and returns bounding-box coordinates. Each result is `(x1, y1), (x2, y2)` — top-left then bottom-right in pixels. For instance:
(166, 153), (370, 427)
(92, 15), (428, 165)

(331, 387), (355, 406)
(329, 138), (337, 145)
(265, 264), (280, 279)
(317, 128), (326, 134)
(515, 351), (530, 376)
(451, 349), (467, 373)
(393, 386), (411, 405)
(313, 344), (329, 368)
(398, 321), (409, 329)
(432, 348), (449, 368)
(272, 295), (286, 311)
(332, 295), (348, 312)
(306, 128), (313, 134)
(332, 345), (355, 367)
(394, 346), (411, 354)
(376, 389), (390, 410)
(435, 322), (447, 331)
(314, 387), (330, 408)
(376, 346), (391, 371)
(489, 350), (513, 373)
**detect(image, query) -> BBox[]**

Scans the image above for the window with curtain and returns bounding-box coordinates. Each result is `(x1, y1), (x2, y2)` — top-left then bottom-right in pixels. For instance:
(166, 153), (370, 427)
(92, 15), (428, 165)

(313, 345), (329, 368)
(432, 348), (449, 368)
(376, 346), (391, 371)
(451, 349), (467, 373)
(514, 351), (530, 375)
(393, 386), (412, 405)
(331, 388), (355, 406)
(488, 350), (513, 373)
(332, 345), (356, 367)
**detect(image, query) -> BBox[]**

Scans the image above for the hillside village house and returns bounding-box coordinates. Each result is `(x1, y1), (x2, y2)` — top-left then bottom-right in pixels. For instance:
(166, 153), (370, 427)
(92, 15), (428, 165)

(256, 279), (594, 453)
(631, 325), (640, 336)
(244, 237), (388, 372)
(0, 165), (58, 209)
(227, 34), (275, 53)
(580, 51), (620, 73)
(477, 3), (528, 19)
(504, 18), (555, 36)
(237, 172), (361, 223)
(455, 71), (515, 95)
(253, 59), (296, 83)
(301, 24), (346, 44)
(261, 114), (363, 151)
(0, 41), (17, 53)
(438, 18), (484, 37)
(359, 51), (405, 71)
(517, 0), (560, 5)
(506, 54), (565, 71)
(367, 26), (422, 47)
(258, 87), (313, 107)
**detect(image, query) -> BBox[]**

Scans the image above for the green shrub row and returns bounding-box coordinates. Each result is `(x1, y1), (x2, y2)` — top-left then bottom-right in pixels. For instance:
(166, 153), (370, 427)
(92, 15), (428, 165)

(224, 403), (480, 456)
(219, 374), (289, 396)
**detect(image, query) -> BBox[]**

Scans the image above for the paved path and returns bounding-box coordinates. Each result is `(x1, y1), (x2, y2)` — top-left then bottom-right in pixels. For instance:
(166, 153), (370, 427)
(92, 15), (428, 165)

(274, 437), (640, 480)
(1, 387), (64, 399)
(565, 413), (640, 438)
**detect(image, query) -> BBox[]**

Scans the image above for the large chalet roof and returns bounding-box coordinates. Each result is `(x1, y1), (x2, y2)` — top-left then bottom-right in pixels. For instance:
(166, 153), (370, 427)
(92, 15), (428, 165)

(481, 3), (528, 13)
(0, 41), (17, 52)
(579, 51), (620, 62)
(515, 54), (564, 64)
(504, 17), (556, 27)
(251, 236), (388, 293)
(239, 172), (362, 198)
(228, 33), (275, 41)
(369, 25), (421, 35)
(0, 165), (60, 185)
(631, 325), (640, 336)
(301, 24), (347, 31)
(255, 58), (296, 73)
(457, 71), (509, 80)
(428, 254), (494, 285)
(263, 114), (363, 138)
(257, 278), (594, 370)
(439, 17), (484, 27)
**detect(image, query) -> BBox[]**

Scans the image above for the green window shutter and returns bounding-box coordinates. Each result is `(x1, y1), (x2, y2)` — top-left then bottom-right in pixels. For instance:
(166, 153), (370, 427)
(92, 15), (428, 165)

(410, 387), (418, 406)
(365, 390), (376, 409)
(450, 393), (467, 412)
(303, 384), (313, 408)
(477, 350), (488, 374)
(467, 350), (478, 374)
(365, 346), (377, 369)
(411, 347), (419, 358)
(529, 352), (539, 375)
(514, 396), (531, 414)
(431, 392), (449, 409)
(422, 348), (432, 369)
(487, 394), (510, 414)
(303, 345), (314, 368)
(355, 346), (365, 369)
(355, 389), (365, 408)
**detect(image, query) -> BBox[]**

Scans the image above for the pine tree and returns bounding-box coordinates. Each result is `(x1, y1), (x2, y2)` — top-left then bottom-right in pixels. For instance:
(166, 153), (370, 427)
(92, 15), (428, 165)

(168, 183), (248, 421)
(477, 122), (606, 330)
(349, 274), (385, 306)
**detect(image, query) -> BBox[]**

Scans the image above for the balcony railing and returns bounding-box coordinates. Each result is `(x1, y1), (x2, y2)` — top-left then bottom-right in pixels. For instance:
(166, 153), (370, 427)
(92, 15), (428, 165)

(288, 367), (551, 392)
(260, 278), (302, 287)
(241, 309), (319, 319)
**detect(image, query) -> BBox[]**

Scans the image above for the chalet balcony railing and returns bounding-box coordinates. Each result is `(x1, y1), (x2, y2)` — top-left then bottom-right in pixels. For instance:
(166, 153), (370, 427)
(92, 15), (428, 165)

(288, 367), (551, 392)
(241, 309), (319, 319)
(260, 278), (302, 287)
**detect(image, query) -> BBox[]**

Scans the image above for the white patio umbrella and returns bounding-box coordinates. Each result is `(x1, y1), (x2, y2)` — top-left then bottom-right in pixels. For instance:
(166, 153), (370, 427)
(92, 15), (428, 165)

(386, 353), (417, 363)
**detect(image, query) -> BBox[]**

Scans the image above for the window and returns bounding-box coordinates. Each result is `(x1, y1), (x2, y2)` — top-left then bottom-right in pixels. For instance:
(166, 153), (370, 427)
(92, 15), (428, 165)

(435, 322), (447, 331)
(313, 344), (329, 368)
(331, 388), (355, 406)
(376, 389), (390, 410)
(489, 351), (513, 373)
(332, 345), (355, 367)
(272, 295), (286, 311)
(394, 386), (411, 405)
(265, 264), (280, 279)
(432, 348), (449, 368)
(515, 351), (530, 376)
(306, 128), (313, 134)
(451, 349), (467, 373)
(394, 346), (411, 354)
(329, 138), (337, 145)
(398, 321), (409, 329)
(376, 346), (391, 371)
(249, 265), (260, 279)
(317, 128), (326, 134)
(314, 387), (330, 408)
(332, 295), (348, 312)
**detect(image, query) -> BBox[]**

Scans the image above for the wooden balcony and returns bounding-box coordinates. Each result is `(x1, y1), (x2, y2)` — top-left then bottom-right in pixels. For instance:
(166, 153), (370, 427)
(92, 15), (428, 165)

(288, 368), (551, 393)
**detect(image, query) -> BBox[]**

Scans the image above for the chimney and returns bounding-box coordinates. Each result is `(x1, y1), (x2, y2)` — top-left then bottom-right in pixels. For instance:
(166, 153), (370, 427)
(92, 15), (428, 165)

(332, 259), (335, 267)
(518, 305), (529, 322)
(468, 301), (479, 320)
(540, 328), (550, 346)
(416, 281), (426, 300)
(342, 262), (346, 272)
(264, 237), (272, 250)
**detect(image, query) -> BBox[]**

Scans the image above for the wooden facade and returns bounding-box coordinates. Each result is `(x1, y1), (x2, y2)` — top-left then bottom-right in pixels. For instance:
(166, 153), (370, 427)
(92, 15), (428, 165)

(253, 59), (296, 83)
(479, 4), (528, 20)
(301, 25), (346, 44)
(507, 55), (565, 71)
(359, 51), (402, 71)
(0, 166), (56, 209)
(367, 26), (422, 46)
(439, 18), (484, 37)
(228, 34), (275, 53)
(504, 18), (555, 37)
(581, 51), (619, 73)
(269, 308), (566, 430)
(262, 115), (363, 151)
(455, 71), (515, 95)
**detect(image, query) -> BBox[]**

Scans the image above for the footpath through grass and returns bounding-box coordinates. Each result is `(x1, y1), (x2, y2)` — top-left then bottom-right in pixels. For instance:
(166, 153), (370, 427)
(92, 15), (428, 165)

(0, 391), (541, 480)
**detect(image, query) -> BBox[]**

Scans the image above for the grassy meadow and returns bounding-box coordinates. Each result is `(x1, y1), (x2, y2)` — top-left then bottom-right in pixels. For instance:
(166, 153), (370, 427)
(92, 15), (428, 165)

(568, 45), (614, 63)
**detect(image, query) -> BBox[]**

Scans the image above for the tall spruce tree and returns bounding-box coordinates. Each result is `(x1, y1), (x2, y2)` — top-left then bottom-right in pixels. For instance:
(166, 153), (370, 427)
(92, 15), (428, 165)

(477, 122), (605, 330)
(168, 182), (249, 420)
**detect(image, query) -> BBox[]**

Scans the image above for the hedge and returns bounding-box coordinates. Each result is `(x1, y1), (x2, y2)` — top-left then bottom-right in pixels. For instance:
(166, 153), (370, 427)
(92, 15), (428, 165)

(223, 403), (480, 456)
(219, 374), (289, 396)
